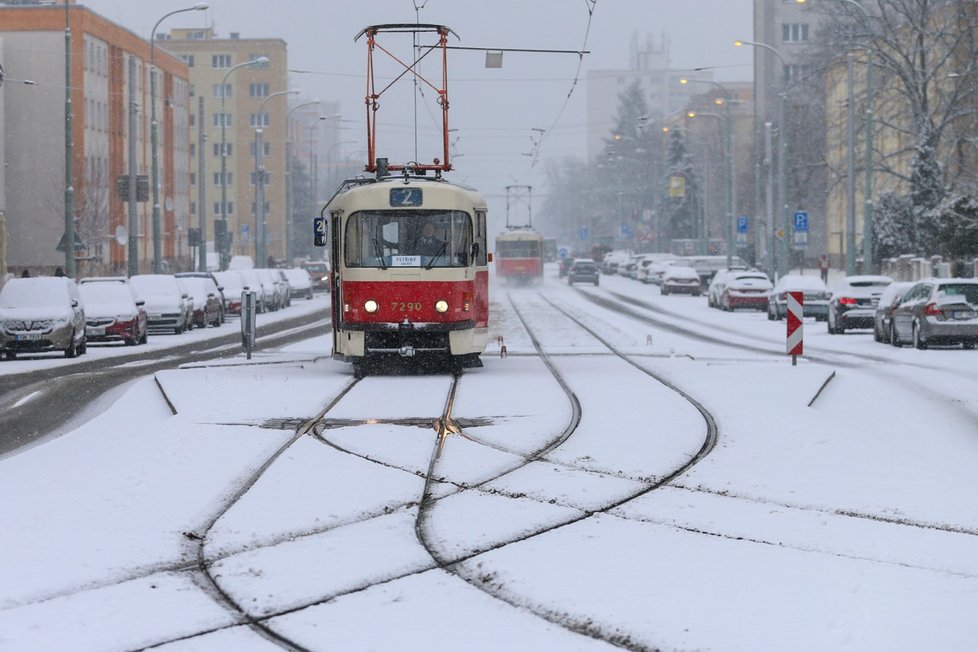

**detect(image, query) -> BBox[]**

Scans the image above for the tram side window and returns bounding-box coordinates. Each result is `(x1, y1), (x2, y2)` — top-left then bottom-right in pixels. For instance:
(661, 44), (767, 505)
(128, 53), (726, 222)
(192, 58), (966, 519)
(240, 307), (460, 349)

(497, 240), (541, 258)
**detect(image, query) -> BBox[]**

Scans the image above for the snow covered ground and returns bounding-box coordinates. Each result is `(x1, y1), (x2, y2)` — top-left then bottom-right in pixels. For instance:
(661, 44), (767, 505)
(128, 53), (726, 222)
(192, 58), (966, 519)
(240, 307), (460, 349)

(2, 268), (977, 651)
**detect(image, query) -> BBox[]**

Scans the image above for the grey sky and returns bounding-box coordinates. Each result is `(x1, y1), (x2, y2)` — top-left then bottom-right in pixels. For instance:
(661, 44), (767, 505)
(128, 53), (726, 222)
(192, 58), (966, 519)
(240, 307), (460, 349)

(82, 0), (753, 212)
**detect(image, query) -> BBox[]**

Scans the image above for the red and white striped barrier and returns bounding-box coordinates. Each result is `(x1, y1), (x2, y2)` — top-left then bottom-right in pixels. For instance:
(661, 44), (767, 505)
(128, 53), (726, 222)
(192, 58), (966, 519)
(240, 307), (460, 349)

(786, 291), (803, 362)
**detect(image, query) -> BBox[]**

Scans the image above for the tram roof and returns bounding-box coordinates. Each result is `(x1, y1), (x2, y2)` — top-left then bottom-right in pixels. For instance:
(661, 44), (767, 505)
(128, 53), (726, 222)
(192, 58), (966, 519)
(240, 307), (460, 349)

(495, 229), (543, 241)
(327, 175), (487, 211)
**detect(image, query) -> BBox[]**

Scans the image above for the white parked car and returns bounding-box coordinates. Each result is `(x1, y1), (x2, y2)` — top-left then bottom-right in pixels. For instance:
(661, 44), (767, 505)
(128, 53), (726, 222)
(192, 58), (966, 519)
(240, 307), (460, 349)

(214, 270), (247, 314)
(767, 274), (831, 321)
(660, 266), (703, 296)
(131, 274), (190, 334)
(282, 268), (314, 300)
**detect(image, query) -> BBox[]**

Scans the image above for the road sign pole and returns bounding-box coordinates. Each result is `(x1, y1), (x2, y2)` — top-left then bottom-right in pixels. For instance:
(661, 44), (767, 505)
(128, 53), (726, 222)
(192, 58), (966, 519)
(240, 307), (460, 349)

(787, 290), (804, 366)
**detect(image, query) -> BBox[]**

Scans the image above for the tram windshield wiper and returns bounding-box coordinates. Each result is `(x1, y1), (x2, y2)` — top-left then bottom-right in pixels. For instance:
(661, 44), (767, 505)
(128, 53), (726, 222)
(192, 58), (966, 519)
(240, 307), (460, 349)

(372, 237), (388, 269)
(424, 241), (447, 270)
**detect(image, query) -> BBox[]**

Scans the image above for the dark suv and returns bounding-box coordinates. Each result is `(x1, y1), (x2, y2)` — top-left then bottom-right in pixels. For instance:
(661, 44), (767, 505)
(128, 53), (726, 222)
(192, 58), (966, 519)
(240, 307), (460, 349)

(567, 260), (600, 286)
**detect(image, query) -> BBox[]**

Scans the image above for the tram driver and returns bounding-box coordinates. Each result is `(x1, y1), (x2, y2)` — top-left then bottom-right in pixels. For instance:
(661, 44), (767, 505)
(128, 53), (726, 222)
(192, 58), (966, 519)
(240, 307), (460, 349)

(414, 221), (446, 258)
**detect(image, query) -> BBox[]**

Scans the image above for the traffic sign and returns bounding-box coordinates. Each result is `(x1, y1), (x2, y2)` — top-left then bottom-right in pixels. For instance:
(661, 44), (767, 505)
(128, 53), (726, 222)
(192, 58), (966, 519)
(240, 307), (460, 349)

(578, 226), (589, 241)
(736, 232), (748, 247)
(787, 291), (804, 359)
(557, 246), (570, 259)
(736, 216), (749, 233)
(793, 211), (809, 232)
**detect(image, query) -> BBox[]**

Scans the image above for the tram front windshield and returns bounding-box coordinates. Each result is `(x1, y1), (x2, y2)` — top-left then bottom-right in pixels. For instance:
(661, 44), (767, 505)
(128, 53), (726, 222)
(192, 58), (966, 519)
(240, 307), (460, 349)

(345, 210), (473, 269)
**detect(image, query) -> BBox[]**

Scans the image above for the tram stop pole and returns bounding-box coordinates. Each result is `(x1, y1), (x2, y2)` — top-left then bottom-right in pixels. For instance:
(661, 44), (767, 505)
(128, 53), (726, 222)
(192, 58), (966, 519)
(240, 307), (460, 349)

(241, 290), (257, 360)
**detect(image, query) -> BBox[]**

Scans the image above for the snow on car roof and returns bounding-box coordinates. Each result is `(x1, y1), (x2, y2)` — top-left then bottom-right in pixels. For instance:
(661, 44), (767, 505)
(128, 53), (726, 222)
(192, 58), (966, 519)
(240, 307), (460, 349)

(0, 277), (72, 308)
(775, 274), (828, 290)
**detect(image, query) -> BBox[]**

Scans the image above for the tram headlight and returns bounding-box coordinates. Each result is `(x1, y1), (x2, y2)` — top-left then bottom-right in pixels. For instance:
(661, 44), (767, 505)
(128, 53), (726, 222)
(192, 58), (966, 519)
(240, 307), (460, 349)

(434, 300), (449, 313)
(363, 299), (379, 313)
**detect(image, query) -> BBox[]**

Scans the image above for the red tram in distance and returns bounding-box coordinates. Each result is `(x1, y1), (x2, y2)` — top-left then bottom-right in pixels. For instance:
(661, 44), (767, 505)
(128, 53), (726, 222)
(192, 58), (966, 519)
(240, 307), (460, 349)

(494, 229), (544, 284)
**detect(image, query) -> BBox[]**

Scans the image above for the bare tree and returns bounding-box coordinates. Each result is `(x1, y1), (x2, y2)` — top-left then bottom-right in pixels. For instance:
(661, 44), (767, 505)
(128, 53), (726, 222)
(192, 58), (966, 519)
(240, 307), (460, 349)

(76, 155), (112, 276)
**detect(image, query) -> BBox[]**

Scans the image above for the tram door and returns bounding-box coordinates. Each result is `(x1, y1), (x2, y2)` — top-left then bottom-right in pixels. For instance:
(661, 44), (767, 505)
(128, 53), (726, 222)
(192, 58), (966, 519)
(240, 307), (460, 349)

(329, 212), (343, 355)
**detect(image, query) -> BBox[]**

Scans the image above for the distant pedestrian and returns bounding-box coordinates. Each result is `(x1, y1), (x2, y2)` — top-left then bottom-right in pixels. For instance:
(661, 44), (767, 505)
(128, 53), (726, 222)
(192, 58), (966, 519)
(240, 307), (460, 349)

(20, 269), (29, 278)
(818, 254), (829, 283)
(54, 267), (65, 277)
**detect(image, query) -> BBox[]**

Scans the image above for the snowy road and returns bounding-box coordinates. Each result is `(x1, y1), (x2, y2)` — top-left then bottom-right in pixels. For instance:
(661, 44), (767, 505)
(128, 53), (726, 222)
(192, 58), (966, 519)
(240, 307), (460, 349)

(2, 269), (977, 651)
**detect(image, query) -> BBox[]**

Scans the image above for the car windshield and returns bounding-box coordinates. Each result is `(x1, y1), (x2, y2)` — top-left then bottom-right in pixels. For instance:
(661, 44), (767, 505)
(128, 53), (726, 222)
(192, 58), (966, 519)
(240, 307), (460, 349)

(938, 283), (978, 304)
(345, 210), (473, 269)
(574, 263), (596, 271)
(0, 278), (69, 308)
(79, 283), (133, 309)
(214, 272), (244, 293)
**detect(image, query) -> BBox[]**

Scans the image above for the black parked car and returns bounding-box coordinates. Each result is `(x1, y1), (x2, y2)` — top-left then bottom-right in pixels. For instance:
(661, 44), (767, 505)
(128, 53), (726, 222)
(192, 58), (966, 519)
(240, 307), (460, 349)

(567, 260), (600, 286)
(827, 275), (892, 334)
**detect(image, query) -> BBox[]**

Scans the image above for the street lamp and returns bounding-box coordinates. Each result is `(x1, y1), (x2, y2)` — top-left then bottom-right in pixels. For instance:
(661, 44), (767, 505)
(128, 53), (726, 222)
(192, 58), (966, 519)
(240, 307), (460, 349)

(736, 39), (790, 279)
(285, 100), (320, 264)
(253, 88), (298, 267)
(681, 78), (738, 267)
(219, 56), (269, 270)
(150, 3), (208, 273)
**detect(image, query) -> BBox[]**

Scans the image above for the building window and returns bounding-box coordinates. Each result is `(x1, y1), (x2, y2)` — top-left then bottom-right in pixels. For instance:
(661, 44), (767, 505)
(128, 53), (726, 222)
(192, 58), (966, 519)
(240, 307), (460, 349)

(213, 143), (232, 156)
(212, 54), (232, 69)
(786, 64), (812, 83)
(212, 83), (232, 98)
(250, 172), (272, 186)
(190, 201), (196, 215)
(250, 112), (270, 127)
(250, 201), (271, 215)
(250, 142), (271, 156)
(190, 172), (196, 185)
(248, 82), (270, 98)
(214, 201), (234, 216)
(782, 23), (809, 42)
(189, 143), (196, 157)
(181, 54), (195, 67)
(213, 172), (233, 186)
(188, 31), (206, 40)
(188, 113), (195, 127)
(248, 53), (270, 68)
(213, 112), (232, 127)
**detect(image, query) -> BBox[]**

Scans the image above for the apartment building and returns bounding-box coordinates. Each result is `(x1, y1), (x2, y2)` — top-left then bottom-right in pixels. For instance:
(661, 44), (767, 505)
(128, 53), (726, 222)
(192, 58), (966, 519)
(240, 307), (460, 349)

(0, 1), (190, 275)
(160, 28), (288, 264)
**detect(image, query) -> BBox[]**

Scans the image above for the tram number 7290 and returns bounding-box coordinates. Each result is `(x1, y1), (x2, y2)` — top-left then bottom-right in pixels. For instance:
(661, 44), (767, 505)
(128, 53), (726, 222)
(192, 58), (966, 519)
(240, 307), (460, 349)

(392, 302), (423, 312)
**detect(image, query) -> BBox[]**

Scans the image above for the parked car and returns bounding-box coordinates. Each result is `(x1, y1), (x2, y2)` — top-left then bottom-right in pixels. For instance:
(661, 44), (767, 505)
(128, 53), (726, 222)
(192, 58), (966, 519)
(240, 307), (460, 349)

(237, 268), (269, 313)
(214, 270), (247, 314)
(131, 274), (190, 334)
(176, 272), (226, 323)
(707, 269), (740, 308)
(302, 260), (330, 291)
(558, 257), (576, 278)
(274, 269), (292, 307)
(282, 268), (314, 300)
(0, 276), (87, 359)
(174, 278), (196, 331)
(873, 281), (915, 343)
(179, 276), (224, 328)
(567, 259), (600, 286)
(719, 271), (773, 311)
(228, 255), (255, 270)
(827, 275), (893, 334)
(256, 268), (285, 311)
(600, 250), (631, 275)
(647, 259), (677, 286)
(78, 279), (147, 345)
(660, 265), (702, 296)
(675, 255), (750, 286)
(767, 275), (831, 321)
(889, 278), (978, 349)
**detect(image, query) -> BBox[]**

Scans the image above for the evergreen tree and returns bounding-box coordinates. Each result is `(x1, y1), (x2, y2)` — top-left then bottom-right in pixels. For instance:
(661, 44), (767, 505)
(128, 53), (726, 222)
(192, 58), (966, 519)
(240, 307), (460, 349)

(662, 129), (699, 241)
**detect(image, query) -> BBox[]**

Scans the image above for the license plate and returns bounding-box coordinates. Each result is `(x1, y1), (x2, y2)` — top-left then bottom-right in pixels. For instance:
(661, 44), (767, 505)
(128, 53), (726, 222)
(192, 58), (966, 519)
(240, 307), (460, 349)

(149, 314), (162, 320)
(15, 333), (41, 341)
(953, 310), (975, 319)
(87, 327), (105, 336)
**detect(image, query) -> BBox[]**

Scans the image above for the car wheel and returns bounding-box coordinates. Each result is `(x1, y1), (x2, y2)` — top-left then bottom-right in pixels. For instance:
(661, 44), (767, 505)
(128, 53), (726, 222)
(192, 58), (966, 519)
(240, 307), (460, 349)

(4, 351), (15, 360)
(767, 305), (776, 321)
(912, 322), (928, 349)
(64, 332), (77, 358)
(594, 279), (599, 286)
(890, 322), (901, 347)
(964, 341), (975, 350)
(873, 325), (881, 342)
(78, 338), (86, 355)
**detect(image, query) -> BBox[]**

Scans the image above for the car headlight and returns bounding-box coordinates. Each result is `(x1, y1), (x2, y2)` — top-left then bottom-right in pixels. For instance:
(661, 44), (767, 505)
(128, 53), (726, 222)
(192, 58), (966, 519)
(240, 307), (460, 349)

(364, 300), (379, 313)
(434, 300), (449, 313)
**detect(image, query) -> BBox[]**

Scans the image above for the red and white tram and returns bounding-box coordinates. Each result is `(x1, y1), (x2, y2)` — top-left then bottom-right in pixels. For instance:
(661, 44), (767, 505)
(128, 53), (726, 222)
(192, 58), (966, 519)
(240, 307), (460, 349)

(318, 24), (492, 375)
(325, 173), (490, 375)
(494, 228), (544, 284)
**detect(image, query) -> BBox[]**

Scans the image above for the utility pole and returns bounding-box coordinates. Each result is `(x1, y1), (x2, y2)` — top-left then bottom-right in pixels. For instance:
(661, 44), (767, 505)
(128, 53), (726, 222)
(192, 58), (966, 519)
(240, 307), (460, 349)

(197, 95), (206, 272)
(63, 1), (75, 278)
(127, 56), (139, 276)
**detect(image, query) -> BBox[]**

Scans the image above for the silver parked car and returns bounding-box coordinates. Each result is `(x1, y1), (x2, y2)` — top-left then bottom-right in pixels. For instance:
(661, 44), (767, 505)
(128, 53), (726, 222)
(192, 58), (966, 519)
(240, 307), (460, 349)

(0, 276), (87, 359)
(131, 274), (190, 334)
(767, 274), (831, 321)
(873, 281), (915, 343)
(889, 278), (978, 349)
